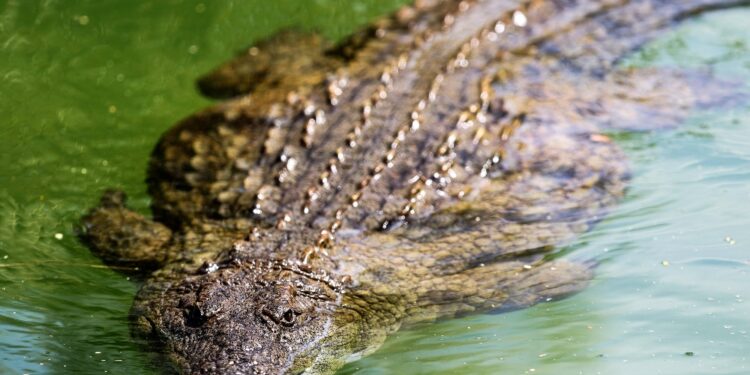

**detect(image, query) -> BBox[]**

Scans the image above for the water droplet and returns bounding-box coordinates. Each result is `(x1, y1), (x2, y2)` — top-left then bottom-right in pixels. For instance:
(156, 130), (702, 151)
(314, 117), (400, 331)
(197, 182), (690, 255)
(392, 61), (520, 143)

(494, 21), (506, 34)
(75, 15), (90, 26)
(205, 263), (219, 273)
(513, 11), (527, 27)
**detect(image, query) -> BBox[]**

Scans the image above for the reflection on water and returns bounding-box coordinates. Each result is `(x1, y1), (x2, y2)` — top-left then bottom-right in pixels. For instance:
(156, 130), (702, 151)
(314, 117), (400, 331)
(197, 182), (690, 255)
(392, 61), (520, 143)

(1, 1), (749, 374)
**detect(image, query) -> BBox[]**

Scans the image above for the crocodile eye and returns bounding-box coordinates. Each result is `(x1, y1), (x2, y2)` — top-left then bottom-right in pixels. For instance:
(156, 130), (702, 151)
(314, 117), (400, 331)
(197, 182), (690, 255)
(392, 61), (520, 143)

(281, 309), (296, 326)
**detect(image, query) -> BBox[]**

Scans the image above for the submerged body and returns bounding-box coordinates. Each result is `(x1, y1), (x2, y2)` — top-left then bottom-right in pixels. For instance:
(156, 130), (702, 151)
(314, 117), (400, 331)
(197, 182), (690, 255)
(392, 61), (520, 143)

(80, 0), (746, 373)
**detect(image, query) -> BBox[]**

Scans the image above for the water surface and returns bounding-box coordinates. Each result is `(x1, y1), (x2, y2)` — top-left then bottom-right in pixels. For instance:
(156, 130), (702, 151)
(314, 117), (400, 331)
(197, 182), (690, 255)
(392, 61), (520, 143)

(1, 1), (749, 374)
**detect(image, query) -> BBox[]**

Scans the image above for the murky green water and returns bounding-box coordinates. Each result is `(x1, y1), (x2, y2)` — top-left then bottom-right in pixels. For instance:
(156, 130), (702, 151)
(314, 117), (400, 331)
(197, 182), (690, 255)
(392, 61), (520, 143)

(1, 1), (749, 374)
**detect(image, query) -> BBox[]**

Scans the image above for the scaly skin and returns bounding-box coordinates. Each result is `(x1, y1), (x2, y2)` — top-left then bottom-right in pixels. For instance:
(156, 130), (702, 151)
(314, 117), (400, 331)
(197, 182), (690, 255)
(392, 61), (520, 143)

(80, 0), (746, 373)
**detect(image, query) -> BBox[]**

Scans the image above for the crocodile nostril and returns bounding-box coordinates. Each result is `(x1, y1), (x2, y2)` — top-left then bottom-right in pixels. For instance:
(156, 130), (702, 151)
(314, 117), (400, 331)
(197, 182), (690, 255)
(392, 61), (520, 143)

(184, 305), (208, 328)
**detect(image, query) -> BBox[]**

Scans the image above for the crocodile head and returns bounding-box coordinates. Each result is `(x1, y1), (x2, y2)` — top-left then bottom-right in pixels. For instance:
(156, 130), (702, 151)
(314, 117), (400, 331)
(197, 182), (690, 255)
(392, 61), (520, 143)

(134, 256), (366, 374)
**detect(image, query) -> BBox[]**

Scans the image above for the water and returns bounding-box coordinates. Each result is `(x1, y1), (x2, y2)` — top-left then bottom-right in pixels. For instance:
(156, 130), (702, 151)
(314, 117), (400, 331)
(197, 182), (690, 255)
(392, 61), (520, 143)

(1, 1), (748, 374)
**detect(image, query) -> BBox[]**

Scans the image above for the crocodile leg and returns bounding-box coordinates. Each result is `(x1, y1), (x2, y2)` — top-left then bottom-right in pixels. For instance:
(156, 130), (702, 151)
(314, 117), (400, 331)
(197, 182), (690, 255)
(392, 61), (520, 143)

(496, 0), (749, 132)
(197, 31), (341, 100)
(79, 189), (174, 272)
(498, 66), (745, 133)
(407, 258), (592, 323)
(195, 0), (473, 100)
(536, 0), (750, 75)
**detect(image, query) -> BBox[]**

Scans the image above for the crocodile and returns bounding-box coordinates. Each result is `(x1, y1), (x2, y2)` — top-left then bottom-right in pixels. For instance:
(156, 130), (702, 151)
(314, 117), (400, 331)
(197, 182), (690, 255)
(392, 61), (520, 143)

(79, 0), (747, 373)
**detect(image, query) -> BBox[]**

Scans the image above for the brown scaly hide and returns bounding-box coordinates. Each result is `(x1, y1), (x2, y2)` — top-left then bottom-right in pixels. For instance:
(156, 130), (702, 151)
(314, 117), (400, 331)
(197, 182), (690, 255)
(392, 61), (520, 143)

(80, 0), (747, 373)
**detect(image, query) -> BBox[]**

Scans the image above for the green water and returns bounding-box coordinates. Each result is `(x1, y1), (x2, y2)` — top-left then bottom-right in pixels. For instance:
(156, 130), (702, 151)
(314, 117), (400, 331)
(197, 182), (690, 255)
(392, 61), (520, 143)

(1, 1), (748, 374)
